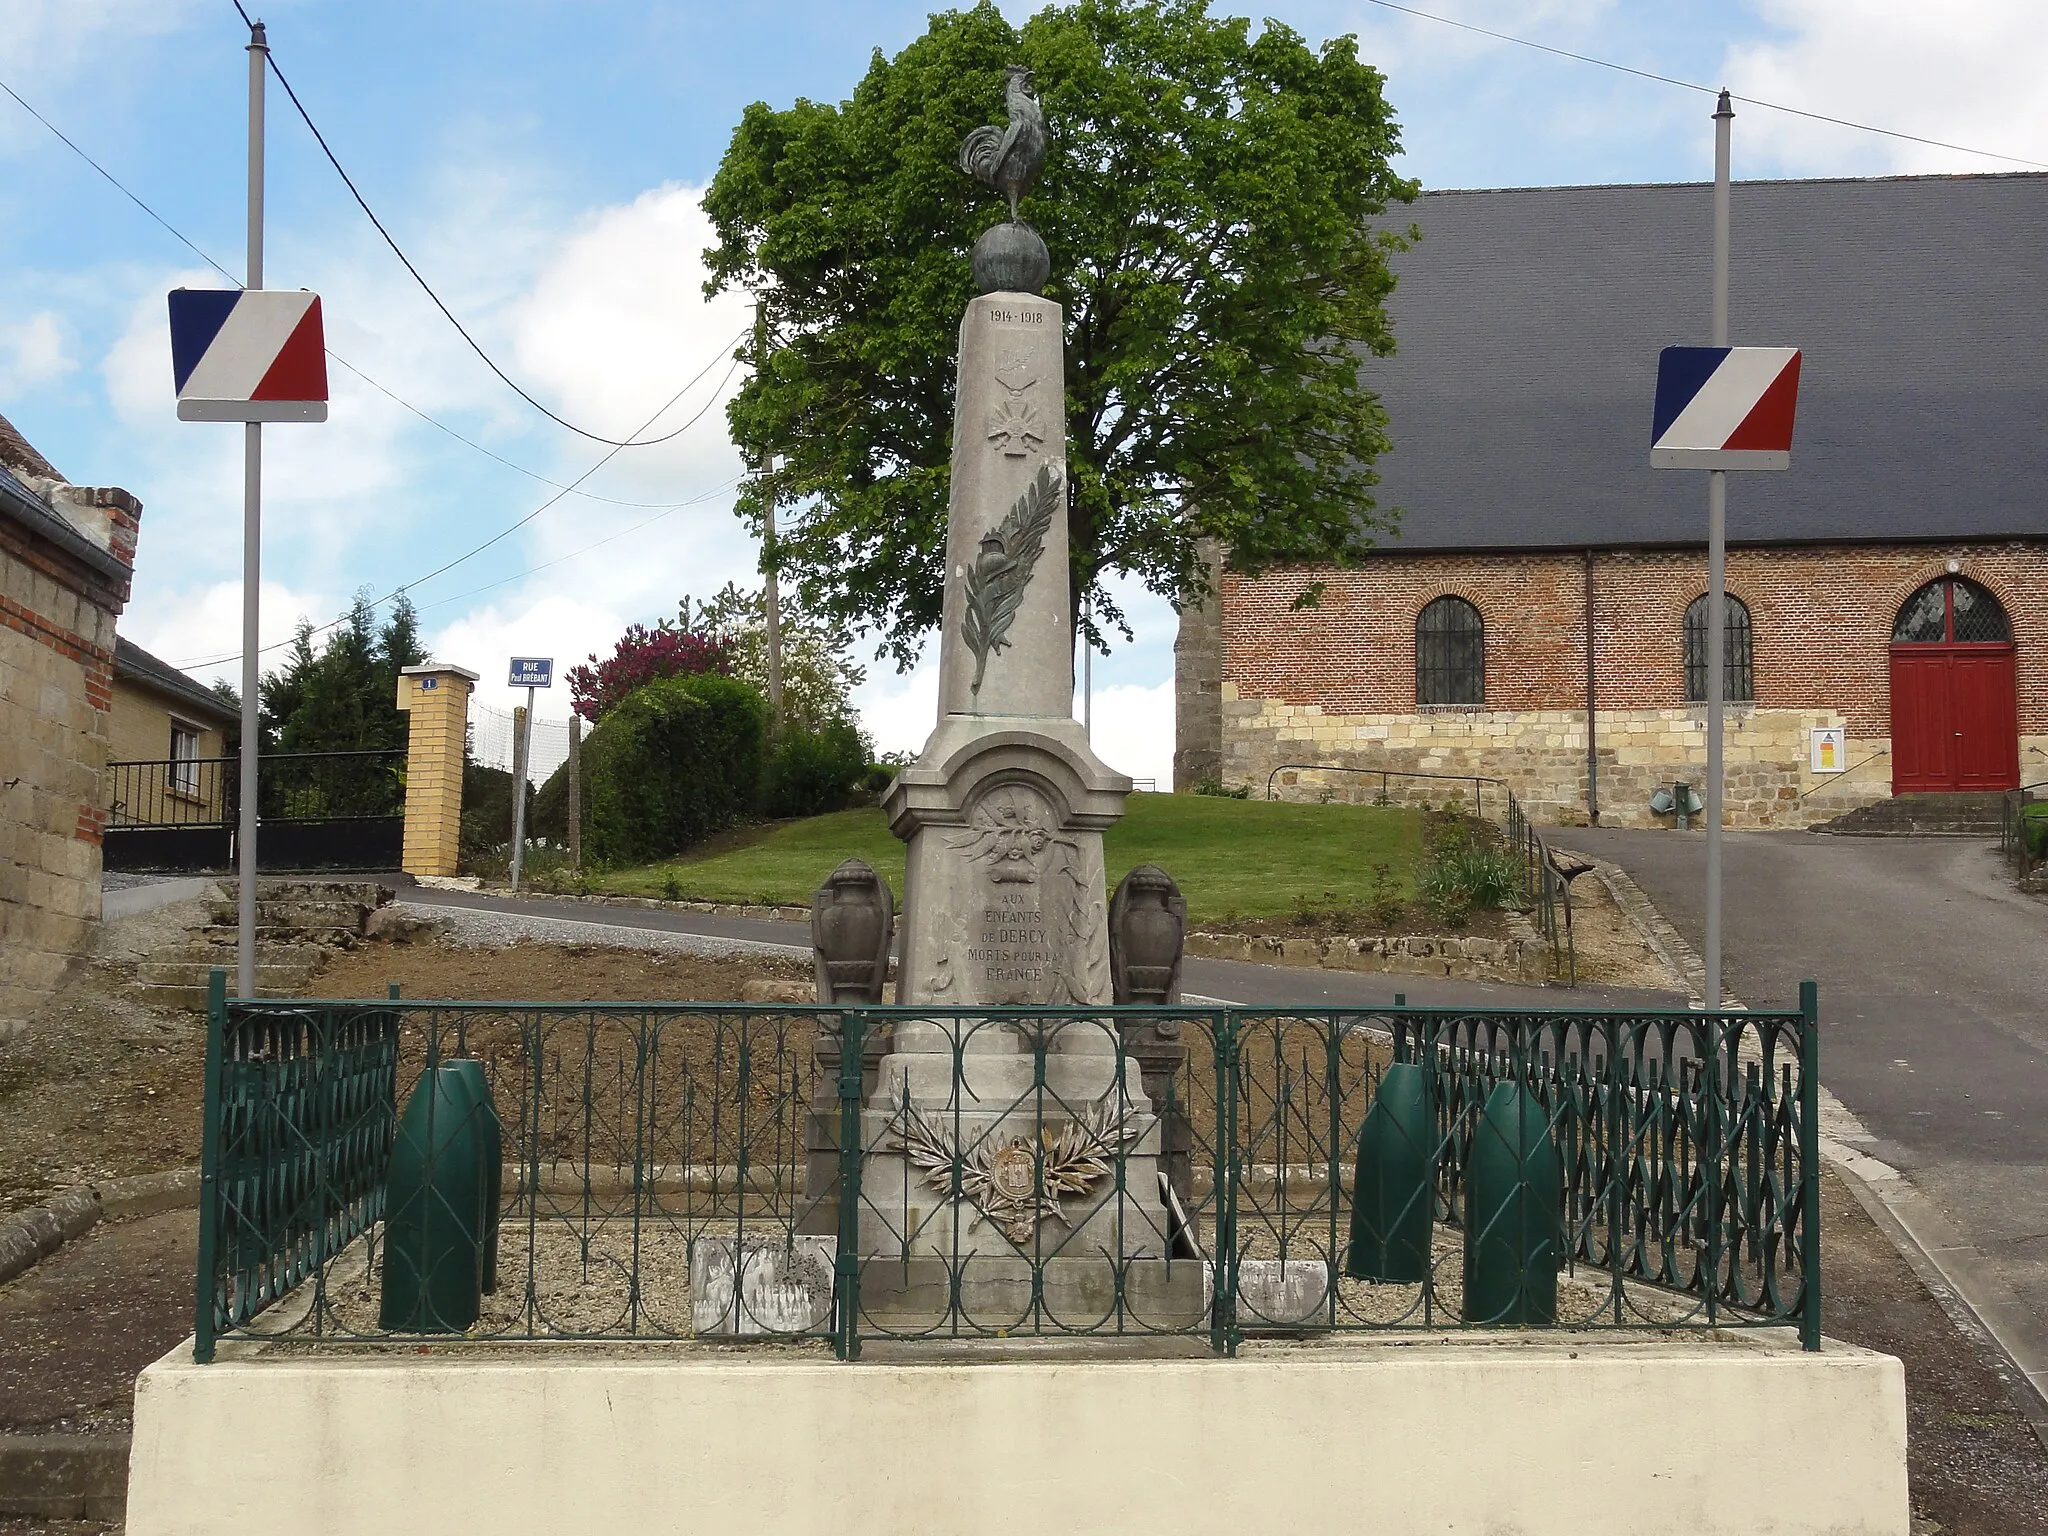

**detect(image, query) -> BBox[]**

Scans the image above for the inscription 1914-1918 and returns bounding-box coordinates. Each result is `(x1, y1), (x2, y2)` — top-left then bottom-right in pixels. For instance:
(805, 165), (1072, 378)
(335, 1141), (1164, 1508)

(966, 889), (1052, 986)
(986, 307), (1045, 327)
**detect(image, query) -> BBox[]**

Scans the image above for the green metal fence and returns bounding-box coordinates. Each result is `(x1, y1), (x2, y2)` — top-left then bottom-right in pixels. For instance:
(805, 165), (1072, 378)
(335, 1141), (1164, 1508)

(194, 973), (1820, 1360)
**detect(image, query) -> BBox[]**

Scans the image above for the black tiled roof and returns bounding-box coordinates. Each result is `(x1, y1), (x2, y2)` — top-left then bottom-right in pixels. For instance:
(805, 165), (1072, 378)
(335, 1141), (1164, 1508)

(1360, 173), (2048, 552)
(114, 636), (239, 726)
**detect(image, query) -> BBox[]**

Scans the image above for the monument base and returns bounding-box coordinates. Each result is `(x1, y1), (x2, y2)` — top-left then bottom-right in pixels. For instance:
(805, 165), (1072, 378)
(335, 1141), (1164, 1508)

(125, 1331), (1908, 1536)
(850, 1255), (1209, 1334)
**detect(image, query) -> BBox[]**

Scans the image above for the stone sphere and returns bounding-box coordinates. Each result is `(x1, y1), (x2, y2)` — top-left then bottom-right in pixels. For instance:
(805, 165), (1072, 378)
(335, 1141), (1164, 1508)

(972, 221), (1050, 296)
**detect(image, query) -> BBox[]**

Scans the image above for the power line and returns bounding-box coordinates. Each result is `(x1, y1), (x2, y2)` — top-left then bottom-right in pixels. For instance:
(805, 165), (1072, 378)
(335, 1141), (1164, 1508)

(412, 474), (743, 616)
(2, 59), (754, 673)
(230, 0), (715, 446)
(1357, 0), (2048, 172)
(172, 350), (746, 670)
(0, 68), (744, 510)
(0, 78), (242, 283)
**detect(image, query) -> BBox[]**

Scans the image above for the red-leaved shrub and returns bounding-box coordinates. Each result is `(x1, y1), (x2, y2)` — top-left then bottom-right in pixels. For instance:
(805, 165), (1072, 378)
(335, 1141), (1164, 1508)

(567, 621), (732, 723)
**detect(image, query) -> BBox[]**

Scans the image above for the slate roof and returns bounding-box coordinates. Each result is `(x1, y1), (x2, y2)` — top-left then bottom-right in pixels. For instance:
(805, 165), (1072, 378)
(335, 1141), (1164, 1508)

(114, 636), (239, 727)
(1360, 173), (2048, 552)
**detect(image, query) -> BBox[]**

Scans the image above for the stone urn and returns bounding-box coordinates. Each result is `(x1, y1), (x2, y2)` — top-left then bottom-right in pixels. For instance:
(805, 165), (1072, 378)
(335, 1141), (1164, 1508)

(810, 858), (894, 1004)
(1108, 864), (1187, 1005)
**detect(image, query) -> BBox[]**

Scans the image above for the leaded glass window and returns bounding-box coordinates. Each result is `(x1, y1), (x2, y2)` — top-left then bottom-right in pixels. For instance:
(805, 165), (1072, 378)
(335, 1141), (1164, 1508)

(1683, 593), (1754, 703)
(1416, 596), (1485, 706)
(1892, 577), (2011, 644)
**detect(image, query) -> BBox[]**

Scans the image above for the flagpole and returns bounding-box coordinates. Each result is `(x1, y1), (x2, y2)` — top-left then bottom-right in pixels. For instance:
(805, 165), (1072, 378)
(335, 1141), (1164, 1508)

(237, 19), (267, 999)
(1705, 87), (1732, 1013)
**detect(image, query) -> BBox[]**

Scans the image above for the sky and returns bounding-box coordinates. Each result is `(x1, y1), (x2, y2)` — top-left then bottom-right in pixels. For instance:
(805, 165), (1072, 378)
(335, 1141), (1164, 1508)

(4, 0), (2046, 786)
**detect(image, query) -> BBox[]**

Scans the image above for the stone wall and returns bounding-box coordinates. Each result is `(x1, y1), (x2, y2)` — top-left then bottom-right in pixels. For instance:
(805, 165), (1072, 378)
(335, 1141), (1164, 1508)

(0, 454), (139, 1026)
(1194, 539), (2048, 824)
(1171, 540), (1224, 792)
(1220, 692), (2028, 827)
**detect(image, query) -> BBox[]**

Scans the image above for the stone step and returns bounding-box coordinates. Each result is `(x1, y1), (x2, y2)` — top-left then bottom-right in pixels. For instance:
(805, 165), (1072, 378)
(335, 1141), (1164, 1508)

(1816, 792), (2005, 837)
(203, 900), (377, 930)
(195, 922), (365, 948)
(214, 880), (389, 907)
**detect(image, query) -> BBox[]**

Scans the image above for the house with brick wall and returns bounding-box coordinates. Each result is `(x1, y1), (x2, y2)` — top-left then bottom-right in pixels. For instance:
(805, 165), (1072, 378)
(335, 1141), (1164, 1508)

(1175, 172), (2048, 827)
(0, 412), (141, 1026)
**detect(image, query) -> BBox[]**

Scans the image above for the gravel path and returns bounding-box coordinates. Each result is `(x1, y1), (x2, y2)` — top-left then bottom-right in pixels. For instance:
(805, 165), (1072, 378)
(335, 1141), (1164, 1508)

(394, 900), (808, 960)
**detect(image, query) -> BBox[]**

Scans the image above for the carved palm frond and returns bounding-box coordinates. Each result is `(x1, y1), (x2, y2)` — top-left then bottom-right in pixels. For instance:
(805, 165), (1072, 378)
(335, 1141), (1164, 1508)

(962, 462), (1061, 695)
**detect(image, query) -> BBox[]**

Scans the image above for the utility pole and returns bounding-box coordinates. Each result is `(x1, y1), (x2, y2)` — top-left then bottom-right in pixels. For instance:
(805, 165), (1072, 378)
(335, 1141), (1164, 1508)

(235, 20), (267, 999)
(1081, 591), (1093, 741)
(509, 696), (533, 892)
(566, 713), (582, 872)
(1704, 88), (1733, 1012)
(755, 300), (785, 732)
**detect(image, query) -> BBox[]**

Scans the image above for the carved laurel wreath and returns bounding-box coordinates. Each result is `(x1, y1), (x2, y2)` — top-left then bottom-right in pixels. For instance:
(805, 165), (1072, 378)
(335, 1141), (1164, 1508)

(889, 1088), (1139, 1245)
(961, 462), (1061, 696)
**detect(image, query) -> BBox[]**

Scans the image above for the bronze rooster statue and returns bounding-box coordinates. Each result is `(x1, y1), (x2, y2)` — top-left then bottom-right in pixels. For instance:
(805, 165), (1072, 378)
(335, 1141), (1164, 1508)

(959, 65), (1047, 223)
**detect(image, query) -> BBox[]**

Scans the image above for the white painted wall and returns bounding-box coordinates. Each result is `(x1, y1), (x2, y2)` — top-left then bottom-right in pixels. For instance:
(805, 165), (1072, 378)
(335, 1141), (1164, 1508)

(126, 1332), (1908, 1536)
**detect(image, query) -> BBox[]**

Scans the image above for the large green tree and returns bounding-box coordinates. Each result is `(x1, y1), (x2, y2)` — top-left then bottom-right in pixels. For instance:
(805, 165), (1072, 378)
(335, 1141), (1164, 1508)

(704, 0), (1416, 665)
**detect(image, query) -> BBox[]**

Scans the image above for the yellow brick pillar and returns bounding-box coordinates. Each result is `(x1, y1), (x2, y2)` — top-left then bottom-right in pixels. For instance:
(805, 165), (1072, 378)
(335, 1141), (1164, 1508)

(396, 664), (478, 878)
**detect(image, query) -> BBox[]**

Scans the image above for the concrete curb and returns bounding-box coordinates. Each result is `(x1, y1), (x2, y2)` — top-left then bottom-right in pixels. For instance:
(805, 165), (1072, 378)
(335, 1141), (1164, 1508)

(1824, 1136), (2048, 1450)
(0, 1170), (200, 1290)
(0, 1433), (130, 1522)
(1582, 843), (2048, 1444)
(472, 888), (811, 923)
(0, 1187), (101, 1287)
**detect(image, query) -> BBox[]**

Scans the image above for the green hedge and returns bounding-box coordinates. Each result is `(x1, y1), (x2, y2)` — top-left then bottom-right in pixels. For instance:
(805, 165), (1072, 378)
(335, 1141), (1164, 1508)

(761, 718), (870, 820)
(582, 673), (767, 866)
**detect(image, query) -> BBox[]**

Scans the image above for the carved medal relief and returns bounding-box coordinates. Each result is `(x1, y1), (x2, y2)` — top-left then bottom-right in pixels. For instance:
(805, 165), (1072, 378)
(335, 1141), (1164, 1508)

(939, 781), (1110, 1006)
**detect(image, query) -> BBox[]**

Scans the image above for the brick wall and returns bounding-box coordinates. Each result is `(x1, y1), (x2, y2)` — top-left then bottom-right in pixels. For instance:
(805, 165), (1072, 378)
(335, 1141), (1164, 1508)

(1196, 540), (2048, 826)
(0, 489), (137, 1029)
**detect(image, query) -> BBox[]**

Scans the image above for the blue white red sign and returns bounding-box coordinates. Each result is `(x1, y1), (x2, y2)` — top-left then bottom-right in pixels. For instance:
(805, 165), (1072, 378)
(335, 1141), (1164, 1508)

(508, 657), (554, 689)
(1650, 346), (1802, 470)
(168, 289), (329, 422)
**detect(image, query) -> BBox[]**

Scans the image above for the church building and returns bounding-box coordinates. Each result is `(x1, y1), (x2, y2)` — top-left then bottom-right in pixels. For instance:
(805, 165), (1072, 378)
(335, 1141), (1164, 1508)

(1174, 172), (2048, 826)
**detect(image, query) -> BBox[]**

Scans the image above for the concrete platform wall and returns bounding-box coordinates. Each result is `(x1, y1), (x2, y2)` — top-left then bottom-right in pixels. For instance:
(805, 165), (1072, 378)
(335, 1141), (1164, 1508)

(126, 1333), (1909, 1536)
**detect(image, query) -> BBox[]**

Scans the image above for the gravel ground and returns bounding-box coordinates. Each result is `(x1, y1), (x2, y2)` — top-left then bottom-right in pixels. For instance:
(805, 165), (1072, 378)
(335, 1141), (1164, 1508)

(394, 900), (806, 959)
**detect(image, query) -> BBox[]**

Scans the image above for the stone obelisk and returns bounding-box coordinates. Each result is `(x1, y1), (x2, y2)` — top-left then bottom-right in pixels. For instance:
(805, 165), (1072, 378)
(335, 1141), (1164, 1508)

(854, 73), (1197, 1328)
(883, 68), (1130, 1014)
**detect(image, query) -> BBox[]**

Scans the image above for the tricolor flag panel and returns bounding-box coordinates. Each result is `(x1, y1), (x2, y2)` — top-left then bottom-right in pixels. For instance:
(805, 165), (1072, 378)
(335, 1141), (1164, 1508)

(169, 289), (329, 422)
(1650, 346), (1801, 469)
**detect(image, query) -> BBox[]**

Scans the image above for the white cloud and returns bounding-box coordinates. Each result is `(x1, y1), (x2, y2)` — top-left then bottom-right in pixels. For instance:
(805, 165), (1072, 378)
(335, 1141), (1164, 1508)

(1, 311), (73, 386)
(1723, 0), (2048, 175)
(1082, 681), (1175, 790)
(122, 576), (338, 690)
(851, 650), (941, 760)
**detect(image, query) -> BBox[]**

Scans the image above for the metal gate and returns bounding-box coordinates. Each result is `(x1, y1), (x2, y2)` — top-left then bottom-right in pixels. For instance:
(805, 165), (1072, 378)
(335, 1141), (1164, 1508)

(104, 749), (405, 873)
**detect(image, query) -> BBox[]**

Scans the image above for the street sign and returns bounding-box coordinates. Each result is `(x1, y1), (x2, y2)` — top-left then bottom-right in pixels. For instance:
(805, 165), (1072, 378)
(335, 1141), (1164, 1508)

(509, 657), (553, 688)
(169, 288), (329, 422)
(1650, 345), (1801, 469)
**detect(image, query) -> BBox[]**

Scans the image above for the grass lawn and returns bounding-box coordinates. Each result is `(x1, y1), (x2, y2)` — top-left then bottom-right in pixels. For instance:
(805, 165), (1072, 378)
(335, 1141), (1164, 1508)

(591, 794), (1425, 923)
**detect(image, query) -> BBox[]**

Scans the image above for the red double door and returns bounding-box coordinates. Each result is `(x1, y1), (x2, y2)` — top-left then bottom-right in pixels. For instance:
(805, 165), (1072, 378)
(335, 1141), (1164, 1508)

(1890, 644), (2020, 792)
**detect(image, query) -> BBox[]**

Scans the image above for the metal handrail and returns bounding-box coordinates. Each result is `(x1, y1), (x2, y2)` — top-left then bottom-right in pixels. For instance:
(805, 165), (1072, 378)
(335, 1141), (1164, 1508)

(1999, 781), (2048, 882)
(1266, 762), (1505, 817)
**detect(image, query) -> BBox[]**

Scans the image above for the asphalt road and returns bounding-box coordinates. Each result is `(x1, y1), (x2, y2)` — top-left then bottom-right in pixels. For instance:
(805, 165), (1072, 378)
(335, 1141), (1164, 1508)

(1556, 827), (2048, 1340)
(396, 883), (1687, 1012)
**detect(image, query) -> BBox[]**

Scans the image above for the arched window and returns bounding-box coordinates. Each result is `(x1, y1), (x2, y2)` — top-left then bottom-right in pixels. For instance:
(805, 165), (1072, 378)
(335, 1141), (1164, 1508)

(1416, 596), (1485, 706)
(1892, 576), (2012, 644)
(1683, 594), (1754, 703)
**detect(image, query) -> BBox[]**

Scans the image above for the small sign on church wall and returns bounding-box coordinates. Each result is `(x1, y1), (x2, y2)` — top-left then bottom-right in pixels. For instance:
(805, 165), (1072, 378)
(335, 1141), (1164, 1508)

(1809, 727), (1846, 774)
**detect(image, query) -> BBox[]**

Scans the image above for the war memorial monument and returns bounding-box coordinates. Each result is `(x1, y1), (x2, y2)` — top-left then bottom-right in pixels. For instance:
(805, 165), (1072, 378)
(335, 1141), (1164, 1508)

(120, 70), (1912, 1536)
